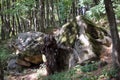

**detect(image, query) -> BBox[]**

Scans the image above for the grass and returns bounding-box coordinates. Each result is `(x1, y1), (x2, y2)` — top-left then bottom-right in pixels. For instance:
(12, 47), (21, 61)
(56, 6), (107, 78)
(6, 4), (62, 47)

(0, 40), (12, 67)
(39, 61), (118, 80)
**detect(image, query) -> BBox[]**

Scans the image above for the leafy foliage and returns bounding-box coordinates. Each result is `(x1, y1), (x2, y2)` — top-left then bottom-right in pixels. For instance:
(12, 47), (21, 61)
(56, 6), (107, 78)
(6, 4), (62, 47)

(55, 0), (73, 24)
(85, 0), (105, 20)
(84, 0), (120, 21)
(3, 0), (35, 16)
(80, 62), (98, 72)
(102, 68), (119, 78)
(114, 5), (120, 19)
(0, 44), (11, 66)
(78, 0), (93, 7)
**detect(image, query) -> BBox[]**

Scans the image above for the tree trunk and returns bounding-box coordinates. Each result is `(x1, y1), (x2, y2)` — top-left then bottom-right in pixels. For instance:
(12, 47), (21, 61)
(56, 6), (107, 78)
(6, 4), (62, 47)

(16, 14), (22, 32)
(0, 59), (4, 80)
(104, 0), (120, 71)
(72, 1), (76, 18)
(6, 0), (11, 38)
(12, 15), (15, 35)
(46, 0), (49, 28)
(55, 0), (61, 27)
(50, 0), (55, 27)
(0, 0), (5, 40)
(40, 0), (45, 32)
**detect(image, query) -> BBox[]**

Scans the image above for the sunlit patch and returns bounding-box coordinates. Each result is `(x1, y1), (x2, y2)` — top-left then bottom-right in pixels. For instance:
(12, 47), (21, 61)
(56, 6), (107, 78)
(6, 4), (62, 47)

(79, 34), (90, 46)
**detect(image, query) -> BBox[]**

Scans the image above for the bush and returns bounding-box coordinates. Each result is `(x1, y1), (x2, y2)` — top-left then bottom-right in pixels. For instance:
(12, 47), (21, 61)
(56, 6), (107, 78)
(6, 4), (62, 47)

(0, 43), (11, 67)
(80, 62), (98, 72)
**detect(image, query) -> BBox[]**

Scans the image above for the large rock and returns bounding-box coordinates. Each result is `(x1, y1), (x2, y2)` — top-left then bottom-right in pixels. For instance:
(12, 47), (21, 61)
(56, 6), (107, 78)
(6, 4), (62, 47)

(8, 15), (112, 74)
(9, 32), (46, 67)
(57, 15), (112, 67)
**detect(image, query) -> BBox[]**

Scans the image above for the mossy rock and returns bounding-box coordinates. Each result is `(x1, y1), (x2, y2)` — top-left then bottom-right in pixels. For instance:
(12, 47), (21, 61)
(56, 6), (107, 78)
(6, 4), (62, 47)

(57, 15), (111, 65)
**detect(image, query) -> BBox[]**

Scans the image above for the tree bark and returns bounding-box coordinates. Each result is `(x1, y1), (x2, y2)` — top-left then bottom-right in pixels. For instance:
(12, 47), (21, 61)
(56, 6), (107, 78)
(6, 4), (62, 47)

(46, 0), (49, 28)
(16, 14), (22, 32)
(72, 1), (76, 18)
(6, 0), (11, 38)
(0, 59), (4, 80)
(50, 0), (55, 27)
(0, 0), (5, 40)
(104, 0), (120, 70)
(40, 0), (45, 32)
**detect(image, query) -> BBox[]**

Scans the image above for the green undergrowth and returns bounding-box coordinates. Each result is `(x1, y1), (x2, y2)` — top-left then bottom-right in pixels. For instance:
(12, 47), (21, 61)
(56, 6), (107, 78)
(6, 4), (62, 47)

(0, 41), (11, 67)
(117, 25), (120, 32)
(40, 61), (119, 80)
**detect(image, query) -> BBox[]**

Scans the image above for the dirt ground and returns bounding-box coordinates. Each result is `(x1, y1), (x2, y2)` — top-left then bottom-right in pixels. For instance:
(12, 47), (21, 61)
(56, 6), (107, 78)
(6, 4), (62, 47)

(5, 45), (114, 80)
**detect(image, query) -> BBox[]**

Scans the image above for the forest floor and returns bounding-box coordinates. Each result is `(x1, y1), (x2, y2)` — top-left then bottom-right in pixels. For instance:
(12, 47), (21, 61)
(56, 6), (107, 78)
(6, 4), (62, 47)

(4, 53), (115, 80)
(0, 29), (119, 80)
(2, 41), (117, 80)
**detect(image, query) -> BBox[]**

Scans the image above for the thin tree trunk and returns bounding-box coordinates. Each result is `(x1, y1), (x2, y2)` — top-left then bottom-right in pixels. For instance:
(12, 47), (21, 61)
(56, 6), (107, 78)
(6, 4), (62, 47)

(50, 0), (55, 27)
(46, 0), (49, 28)
(55, 0), (60, 27)
(1, 0), (5, 40)
(72, 1), (76, 18)
(6, 0), (11, 38)
(0, 59), (4, 80)
(12, 15), (15, 35)
(33, 9), (37, 31)
(12, 0), (16, 35)
(16, 14), (22, 32)
(40, 0), (45, 32)
(29, 10), (33, 31)
(35, 0), (39, 31)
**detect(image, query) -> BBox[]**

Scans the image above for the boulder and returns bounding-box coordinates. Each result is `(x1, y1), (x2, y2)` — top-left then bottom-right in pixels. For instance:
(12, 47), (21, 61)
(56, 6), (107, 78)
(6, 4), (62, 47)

(57, 15), (112, 67)
(8, 15), (112, 74)
(9, 32), (46, 67)
(7, 58), (23, 73)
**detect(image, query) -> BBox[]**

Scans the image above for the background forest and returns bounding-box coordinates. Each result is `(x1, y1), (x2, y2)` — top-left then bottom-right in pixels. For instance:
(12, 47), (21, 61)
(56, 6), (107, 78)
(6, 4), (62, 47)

(0, 0), (120, 39)
(0, 0), (120, 80)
